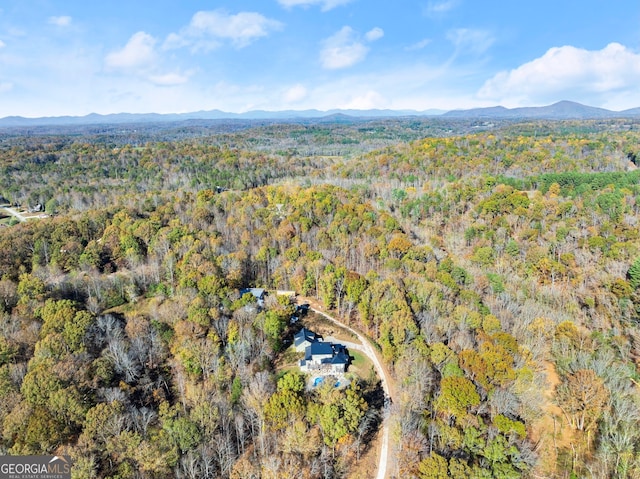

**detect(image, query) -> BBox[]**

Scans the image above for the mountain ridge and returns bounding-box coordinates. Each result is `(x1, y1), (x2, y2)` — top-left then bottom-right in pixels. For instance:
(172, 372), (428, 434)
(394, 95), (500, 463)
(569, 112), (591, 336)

(0, 108), (444, 127)
(442, 100), (631, 119)
(1, 101), (639, 127)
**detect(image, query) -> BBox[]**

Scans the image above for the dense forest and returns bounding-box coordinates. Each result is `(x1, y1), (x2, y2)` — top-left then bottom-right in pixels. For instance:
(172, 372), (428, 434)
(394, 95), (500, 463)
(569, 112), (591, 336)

(1, 117), (640, 478)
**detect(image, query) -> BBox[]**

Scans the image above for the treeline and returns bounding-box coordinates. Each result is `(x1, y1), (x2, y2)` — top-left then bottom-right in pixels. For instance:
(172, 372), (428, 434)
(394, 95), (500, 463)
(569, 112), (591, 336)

(3, 121), (639, 217)
(343, 131), (636, 184)
(0, 141), (320, 211)
(498, 170), (640, 196)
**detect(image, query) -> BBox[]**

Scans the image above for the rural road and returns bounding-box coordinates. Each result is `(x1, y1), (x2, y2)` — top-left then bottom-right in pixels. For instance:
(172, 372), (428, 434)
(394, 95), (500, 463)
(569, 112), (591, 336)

(301, 299), (393, 479)
(1, 206), (27, 222)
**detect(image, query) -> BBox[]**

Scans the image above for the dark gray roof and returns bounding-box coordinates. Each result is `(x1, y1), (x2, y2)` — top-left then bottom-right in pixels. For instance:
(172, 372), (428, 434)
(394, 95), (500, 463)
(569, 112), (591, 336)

(294, 327), (319, 348)
(327, 350), (349, 365)
(305, 342), (334, 360)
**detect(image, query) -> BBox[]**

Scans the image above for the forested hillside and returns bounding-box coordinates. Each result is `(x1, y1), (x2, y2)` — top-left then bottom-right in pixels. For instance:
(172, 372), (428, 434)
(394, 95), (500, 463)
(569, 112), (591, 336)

(1, 118), (640, 478)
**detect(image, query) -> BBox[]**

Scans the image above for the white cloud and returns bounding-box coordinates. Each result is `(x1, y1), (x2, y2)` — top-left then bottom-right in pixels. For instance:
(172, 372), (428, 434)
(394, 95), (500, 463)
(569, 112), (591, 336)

(320, 26), (369, 70)
(148, 72), (191, 86)
(287, 58), (496, 113)
(105, 32), (157, 70)
(478, 42), (640, 108)
(283, 84), (308, 103)
(163, 32), (193, 50)
(319, 26), (382, 70)
(406, 38), (431, 51)
(0, 40), (5, 49)
(48, 16), (72, 27)
(166, 10), (283, 50)
(425, 0), (458, 16)
(0, 45), (494, 117)
(0, 82), (13, 93)
(277, 0), (353, 12)
(447, 28), (494, 55)
(365, 27), (384, 42)
(344, 90), (387, 109)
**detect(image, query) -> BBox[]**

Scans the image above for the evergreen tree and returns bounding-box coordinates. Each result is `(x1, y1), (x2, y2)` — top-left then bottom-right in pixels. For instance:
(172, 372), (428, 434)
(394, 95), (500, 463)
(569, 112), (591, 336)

(628, 257), (640, 289)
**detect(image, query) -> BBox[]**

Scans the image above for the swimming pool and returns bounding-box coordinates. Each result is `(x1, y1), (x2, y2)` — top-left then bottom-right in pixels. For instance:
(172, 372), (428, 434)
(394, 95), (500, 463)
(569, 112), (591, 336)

(312, 376), (344, 388)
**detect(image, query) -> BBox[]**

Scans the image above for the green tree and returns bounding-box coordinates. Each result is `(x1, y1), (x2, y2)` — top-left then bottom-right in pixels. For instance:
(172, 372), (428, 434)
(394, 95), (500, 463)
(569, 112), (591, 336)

(435, 376), (480, 419)
(64, 310), (94, 352)
(21, 358), (62, 407)
(262, 310), (287, 351)
(160, 403), (201, 453)
(36, 299), (93, 352)
(449, 457), (472, 479)
(418, 452), (448, 479)
(341, 383), (368, 434)
(313, 402), (347, 448)
(44, 198), (58, 215)
(17, 273), (45, 305)
(472, 246), (495, 266)
(37, 299), (77, 337)
(265, 388), (304, 431)
(48, 386), (88, 430)
(628, 257), (640, 289)
(277, 371), (306, 394)
(9, 406), (66, 454)
(0, 337), (17, 366)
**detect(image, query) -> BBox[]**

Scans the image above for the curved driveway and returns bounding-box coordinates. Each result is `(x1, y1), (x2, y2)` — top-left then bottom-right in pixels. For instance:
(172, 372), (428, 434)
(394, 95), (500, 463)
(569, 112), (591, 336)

(301, 299), (393, 479)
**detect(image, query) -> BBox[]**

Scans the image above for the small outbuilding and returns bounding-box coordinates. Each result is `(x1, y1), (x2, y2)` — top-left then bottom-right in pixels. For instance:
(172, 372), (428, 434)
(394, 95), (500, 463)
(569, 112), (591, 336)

(240, 288), (267, 307)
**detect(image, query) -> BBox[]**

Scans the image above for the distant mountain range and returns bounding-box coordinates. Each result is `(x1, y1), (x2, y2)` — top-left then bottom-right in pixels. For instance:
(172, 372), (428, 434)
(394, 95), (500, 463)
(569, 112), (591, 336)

(442, 101), (640, 119)
(1, 101), (639, 127)
(0, 108), (445, 127)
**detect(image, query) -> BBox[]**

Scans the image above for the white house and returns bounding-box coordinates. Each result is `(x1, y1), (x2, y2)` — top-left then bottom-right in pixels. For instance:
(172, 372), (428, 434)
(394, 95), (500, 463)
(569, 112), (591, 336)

(298, 337), (349, 375)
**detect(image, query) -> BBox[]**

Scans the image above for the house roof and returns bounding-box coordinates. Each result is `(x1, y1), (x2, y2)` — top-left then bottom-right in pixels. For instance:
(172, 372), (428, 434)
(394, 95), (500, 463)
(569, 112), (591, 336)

(305, 342), (334, 360)
(240, 288), (266, 299)
(294, 327), (319, 348)
(327, 349), (349, 365)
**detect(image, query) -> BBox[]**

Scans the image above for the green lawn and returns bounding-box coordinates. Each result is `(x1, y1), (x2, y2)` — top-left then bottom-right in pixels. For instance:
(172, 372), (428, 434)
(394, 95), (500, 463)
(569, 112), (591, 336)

(348, 350), (374, 381)
(350, 350), (366, 368)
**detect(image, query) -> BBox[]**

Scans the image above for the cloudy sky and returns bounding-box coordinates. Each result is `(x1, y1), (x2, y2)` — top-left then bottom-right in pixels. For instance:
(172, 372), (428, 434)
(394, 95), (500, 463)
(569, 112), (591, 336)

(0, 0), (639, 117)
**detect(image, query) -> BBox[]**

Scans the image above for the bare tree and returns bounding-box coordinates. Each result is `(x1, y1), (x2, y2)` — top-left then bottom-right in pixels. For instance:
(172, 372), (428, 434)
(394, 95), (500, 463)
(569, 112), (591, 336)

(242, 371), (274, 457)
(105, 337), (141, 383)
(131, 407), (157, 438)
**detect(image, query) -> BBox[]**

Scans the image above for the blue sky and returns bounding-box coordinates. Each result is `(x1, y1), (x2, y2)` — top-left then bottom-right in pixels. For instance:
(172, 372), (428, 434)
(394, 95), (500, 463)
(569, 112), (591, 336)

(0, 0), (639, 117)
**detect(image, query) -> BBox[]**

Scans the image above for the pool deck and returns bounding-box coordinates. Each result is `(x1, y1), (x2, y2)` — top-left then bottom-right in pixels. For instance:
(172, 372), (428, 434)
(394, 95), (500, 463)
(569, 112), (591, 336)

(307, 373), (351, 390)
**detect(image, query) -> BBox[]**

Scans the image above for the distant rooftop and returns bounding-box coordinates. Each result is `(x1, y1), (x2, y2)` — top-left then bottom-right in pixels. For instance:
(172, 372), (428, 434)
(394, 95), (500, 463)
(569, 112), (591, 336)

(240, 288), (267, 299)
